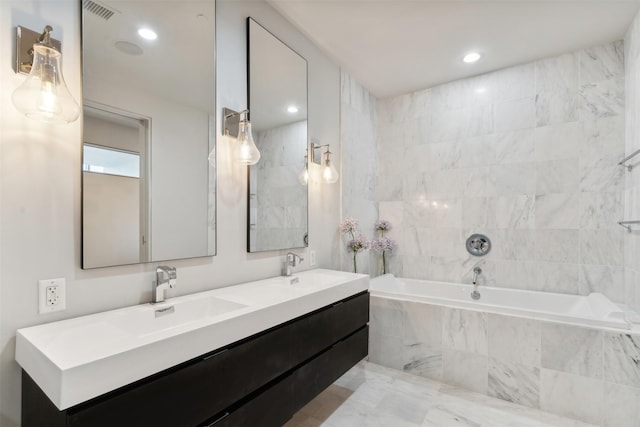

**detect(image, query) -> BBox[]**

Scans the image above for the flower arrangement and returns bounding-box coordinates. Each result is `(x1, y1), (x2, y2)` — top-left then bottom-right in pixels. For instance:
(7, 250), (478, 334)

(340, 217), (369, 273)
(372, 219), (396, 274)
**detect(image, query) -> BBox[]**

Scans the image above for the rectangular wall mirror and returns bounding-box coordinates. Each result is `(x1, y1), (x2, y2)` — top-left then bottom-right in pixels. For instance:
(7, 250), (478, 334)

(247, 17), (308, 252)
(81, 0), (216, 268)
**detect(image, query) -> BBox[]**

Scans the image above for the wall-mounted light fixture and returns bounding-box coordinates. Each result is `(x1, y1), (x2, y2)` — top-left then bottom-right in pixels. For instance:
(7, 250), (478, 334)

(311, 142), (339, 184)
(12, 25), (80, 124)
(223, 108), (261, 165)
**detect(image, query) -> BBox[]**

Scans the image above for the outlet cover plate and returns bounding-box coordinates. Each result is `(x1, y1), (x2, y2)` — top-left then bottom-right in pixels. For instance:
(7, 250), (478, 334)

(38, 278), (66, 314)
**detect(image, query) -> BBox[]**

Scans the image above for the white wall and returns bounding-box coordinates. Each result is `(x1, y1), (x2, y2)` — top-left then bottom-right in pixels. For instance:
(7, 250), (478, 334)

(0, 0), (341, 425)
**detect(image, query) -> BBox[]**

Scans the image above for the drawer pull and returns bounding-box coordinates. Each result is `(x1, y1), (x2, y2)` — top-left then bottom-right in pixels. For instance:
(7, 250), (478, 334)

(204, 412), (229, 427)
(203, 348), (228, 361)
(332, 301), (344, 307)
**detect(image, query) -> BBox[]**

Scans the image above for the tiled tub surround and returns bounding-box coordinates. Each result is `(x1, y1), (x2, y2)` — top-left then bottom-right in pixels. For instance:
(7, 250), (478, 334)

(376, 41), (627, 305)
(369, 292), (640, 426)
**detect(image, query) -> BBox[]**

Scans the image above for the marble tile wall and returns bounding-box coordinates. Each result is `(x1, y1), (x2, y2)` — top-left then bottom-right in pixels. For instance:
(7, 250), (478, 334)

(341, 71), (379, 274)
(624, 8), (640, 311)
(369, 296), (640, 426)
(376, 42), (627, 302)
(251, 121), (308, 252)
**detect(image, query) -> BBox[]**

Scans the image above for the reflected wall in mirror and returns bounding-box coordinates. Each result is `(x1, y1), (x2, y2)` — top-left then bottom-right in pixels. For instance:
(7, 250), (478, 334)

(81, 0), (216, 268)
(247, 18), (308, 252)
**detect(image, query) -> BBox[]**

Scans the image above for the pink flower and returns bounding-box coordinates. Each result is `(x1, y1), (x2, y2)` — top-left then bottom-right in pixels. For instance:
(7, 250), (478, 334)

(374, 219), (392, 232)
(340, 217), (359, 234)
(347, 235), (370, 253)
(371, 237), (396, 253)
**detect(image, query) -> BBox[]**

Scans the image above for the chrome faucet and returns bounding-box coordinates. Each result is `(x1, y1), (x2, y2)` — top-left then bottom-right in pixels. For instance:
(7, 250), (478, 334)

(153, 266), (176, 303)
(471, 267), (481, 300)
(283, 252), (303, 276)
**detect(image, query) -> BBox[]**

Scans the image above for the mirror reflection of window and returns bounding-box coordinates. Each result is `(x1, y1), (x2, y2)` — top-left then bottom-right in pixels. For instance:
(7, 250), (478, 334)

(82, 145), (140, 178)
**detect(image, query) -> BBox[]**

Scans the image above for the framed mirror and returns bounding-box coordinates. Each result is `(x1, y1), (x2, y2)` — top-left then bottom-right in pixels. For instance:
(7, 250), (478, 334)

(81, 0), (216, 268)
(247, 18), (308, 252)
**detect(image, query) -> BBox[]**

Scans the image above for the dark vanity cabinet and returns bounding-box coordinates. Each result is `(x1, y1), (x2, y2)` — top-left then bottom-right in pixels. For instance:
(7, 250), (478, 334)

(22, 291), (369, 427)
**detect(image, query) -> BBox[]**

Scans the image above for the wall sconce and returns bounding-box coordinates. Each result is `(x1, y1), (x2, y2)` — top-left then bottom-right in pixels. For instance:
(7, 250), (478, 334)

(12, 25), (80, 124)
(311, 142), (339, 184)
(223, 108), (261, 165)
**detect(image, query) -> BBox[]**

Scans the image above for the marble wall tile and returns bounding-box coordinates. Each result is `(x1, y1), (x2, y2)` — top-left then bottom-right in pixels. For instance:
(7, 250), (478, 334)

(580, 78), (625, 122)
(603, 382), (640, 427)
(495, 260), (539, 290)
(431, 74), (494, 111)
(369, 332), (404, 371)
(532, 262), (580, 294)
(534, 193), (580, 229)
(431, 105), (493, 142)
(579, 264), (625, 302)
(494, 129), (535, 164)
(494, 163), (536, 196)
(461, 197), (497, 229)
(541, 323), (603, 379)
(535, 89), (579, 127)
(534, 121), (582, 162)
(442, 348), (488, 394)
(402, 343), (442, 382)
(579, 191), (623, 230)
(491, 230), (535, 261)
(536, 52), (579, 93)
(488, 358), (540, 409)
(492, 63), (536, 102)
(603, 332), (640, 388)
(534, 229), (579, 263)
(579, 41), (624, 85)
(579, 229), (624, 266)
(487, 314), (541, 366)
(370, 296), (404, 338)
(442, 307), (488, 354)
(494, 97), (535, 133)
(402, 301), (442, 346)
(540, 369), (604, 425)
(536, 159), (579, 195)
(495, 195), (536, 229)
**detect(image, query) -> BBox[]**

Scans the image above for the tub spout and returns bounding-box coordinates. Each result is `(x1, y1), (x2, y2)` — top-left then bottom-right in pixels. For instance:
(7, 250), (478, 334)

(471, 267), (481, 300)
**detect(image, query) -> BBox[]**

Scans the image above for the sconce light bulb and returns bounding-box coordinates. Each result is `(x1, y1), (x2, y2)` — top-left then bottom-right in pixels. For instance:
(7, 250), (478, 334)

(322, 152), (339, 184)
(12, 43), (79, 123)
(235, 120), (261, 165)
(298, 165), (309, 185)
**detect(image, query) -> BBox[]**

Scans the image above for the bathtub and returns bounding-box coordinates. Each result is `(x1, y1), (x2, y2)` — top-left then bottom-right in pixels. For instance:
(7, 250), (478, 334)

(370, 274), (632, 330)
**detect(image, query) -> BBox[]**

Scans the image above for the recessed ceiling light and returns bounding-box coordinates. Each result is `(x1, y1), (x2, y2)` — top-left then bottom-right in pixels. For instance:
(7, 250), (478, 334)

(287, 105), (299, 113)
(463, 52), (481, 64)
(138, 28), (157, 40)
(114, 40), (143, 56)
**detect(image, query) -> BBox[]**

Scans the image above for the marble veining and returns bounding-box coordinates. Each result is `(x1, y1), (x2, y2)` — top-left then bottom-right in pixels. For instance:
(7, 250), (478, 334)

(541, 323), (603, 379)
(604, 332), (640, 388)
(488, 358), (540, 409)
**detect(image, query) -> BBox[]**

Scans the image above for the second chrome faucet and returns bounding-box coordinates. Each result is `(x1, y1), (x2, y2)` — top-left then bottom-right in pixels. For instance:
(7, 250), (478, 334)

(153, 266), (176, 303)
(283, 252), (303, 277)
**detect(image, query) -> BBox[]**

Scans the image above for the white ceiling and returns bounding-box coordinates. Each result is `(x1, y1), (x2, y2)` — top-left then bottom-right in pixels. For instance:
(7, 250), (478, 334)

(268, 0), (640, 98)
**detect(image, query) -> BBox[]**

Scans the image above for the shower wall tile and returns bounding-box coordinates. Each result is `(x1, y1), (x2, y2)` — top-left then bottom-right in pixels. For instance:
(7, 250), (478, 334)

(579, 265), (625, 302)
(540, 369), (604, 425)
(374, 40), (625, 297)
(488, 358), (540, 409)
(541, 323), (603, 379)
(579, 41), (624, 85)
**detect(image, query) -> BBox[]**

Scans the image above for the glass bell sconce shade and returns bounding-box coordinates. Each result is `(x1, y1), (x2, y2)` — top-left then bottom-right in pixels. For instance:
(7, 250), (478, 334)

(235, 120), (261, 165)
(12, 26), (80, 124)
(298, 155), (309, 185)
(322, 151), (339, 184)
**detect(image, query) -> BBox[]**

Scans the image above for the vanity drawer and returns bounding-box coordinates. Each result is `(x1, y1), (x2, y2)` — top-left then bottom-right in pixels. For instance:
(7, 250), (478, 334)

(292, 291), (369, 365)
(67, 323), (292, 427)
(292, 325), (369, 413)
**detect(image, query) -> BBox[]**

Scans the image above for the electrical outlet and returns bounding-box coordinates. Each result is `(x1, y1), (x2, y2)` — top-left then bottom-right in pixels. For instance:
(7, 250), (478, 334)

(39, 278), (66, 314)
(309, 250), (317, 267)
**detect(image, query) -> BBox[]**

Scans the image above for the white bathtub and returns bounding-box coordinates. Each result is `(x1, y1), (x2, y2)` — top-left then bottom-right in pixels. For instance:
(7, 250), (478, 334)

(370, 274), (632, 330)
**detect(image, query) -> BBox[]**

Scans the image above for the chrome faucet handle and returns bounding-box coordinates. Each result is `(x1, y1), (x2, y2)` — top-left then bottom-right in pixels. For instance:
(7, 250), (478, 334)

(287, 252), (303, 267)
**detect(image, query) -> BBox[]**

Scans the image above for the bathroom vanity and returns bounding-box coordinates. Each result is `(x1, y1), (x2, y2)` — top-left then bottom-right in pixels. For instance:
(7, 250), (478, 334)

(17, 269), (369, 427)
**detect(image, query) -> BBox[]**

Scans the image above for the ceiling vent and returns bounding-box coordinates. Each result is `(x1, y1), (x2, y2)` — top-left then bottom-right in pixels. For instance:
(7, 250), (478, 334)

(83, 0), (118, 21)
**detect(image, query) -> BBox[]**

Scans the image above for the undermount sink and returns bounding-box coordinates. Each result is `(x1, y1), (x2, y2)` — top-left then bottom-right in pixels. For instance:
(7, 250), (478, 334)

(16, 268), (368, 410)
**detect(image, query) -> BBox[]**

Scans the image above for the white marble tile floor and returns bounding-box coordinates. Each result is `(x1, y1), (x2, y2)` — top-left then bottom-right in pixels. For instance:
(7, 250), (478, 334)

(285, 362), (596, 427)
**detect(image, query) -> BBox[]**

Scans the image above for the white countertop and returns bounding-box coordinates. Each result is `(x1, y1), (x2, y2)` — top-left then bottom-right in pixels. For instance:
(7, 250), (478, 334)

(15, 269), (369, 410)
